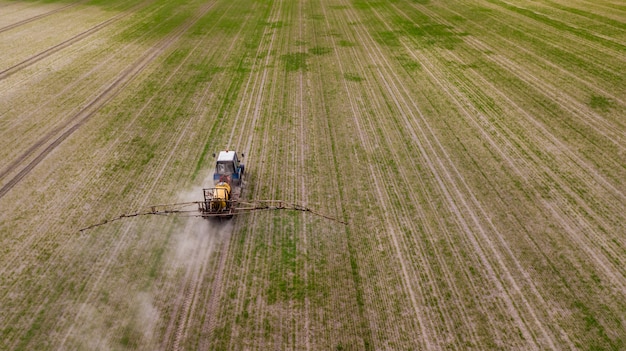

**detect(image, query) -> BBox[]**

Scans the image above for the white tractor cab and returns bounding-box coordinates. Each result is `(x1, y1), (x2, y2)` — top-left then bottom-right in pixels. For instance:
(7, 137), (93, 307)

(212, 150), (244, 186)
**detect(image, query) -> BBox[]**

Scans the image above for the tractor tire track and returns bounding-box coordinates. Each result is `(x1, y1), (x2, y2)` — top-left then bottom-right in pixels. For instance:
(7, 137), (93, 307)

(367, 6), (565, 348)
(56, 1), (223, 346)
(0, 1), (86, 34)
(306, 2), (380, 347)
(196, 234), (230, 347)
(148, 2), (251, 348)
(346, 2), (567, 348)
(199, 2), (276, 349)
(489, 0), (626, 54)
(331, 6), (476, 349)
(0, 5), (138, 81)
(323, 3), (427, 349)
(229, 0), (283, 155)
(344, 42), (487, 347)
(570, 0), (626, 14)
(398, 2), (626, 279)
(223, 0), (287, 346)
(424, 2), (626, 173)
(0, 0), (223, 287)
(0, 0), (205, 201)
(0, 21), (158, 168)
(532, 0), (626, 33)
(478, 0), (624, 78)
(369, 2), (623, 347)
(408, 1), (625, 152)
(0, 2), (158, 184)
(169, 226), (215, 351)
(18, 2), (226, 346)
(295, 1), (311, 348)
(0, 5), (155, 182)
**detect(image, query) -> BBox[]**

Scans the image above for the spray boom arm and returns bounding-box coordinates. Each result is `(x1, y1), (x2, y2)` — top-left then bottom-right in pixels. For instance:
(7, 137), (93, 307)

(79, 200), (347, 232)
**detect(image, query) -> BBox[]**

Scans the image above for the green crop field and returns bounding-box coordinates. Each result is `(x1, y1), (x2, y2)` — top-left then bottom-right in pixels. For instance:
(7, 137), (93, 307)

(1, 0), (624, 349)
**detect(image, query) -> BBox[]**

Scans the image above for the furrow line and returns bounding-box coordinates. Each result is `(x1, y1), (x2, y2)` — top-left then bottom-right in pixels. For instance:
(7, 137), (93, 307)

(236, 27), (283, 345)
(295, 1), (311, 348)
(395, 45), (561, 349)
(470, 72), (626, 241)
(187, 2), (255, 347)
(251, 3), (288, 347)
(398, 3), (626, 273)
(56, 2), (220, 347)
(325, 2), (432, 349)
(394, 35), (563, 350)
(331, 5), (470, 347)
(262, 0), (311, 346)
(405, 1), (626, 165)
(362, 20), (501, 341)
(362, 3), (563, 348)
(0, 0), (86, 33)
(419, 0), (626, 148)
(0, 0), (206, 201)
(398, 0), (623, 266)
(321, 2), (395, 349)
(339, 4), (503, 348)
(397, 0), (626, 293)
(356, 59), (485, 347)
(0, 3), (216, 290)
(491, 0), (626, 53)
(405, 36), (626, 336)
(346, 2), (519, 347)
(442, 52), (626, 259)
(207, 0), (284, 348)
(0, 1), (147, 80)
(312, 1), (370, 345)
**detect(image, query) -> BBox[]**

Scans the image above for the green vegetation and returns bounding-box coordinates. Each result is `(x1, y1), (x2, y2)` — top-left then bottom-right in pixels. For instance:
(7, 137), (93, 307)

(1, 0), (624, 349)
(344, 73), (364, 82)
(308, 46), (332, 55)
(589, 95), (614, 112)
(281, 52), (309, 71)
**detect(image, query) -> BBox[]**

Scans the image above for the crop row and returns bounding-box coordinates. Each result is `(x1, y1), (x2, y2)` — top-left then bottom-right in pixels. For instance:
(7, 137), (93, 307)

(0, 0), (624, 349)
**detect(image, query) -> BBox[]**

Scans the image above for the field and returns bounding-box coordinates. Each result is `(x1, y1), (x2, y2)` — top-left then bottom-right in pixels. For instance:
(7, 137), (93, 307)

(1, 0), (625, 349)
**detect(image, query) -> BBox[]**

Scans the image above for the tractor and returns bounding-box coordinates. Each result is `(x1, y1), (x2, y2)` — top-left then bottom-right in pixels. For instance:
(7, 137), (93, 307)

(79, 150), (347, 232)
(198, 150), (245, 218)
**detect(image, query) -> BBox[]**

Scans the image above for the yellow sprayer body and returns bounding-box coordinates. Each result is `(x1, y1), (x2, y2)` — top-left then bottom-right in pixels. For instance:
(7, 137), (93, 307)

(211, 182), (231, 211)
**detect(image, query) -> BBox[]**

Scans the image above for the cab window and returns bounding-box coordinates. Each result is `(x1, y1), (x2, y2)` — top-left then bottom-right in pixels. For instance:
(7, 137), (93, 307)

(216, 162), (234, 174)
